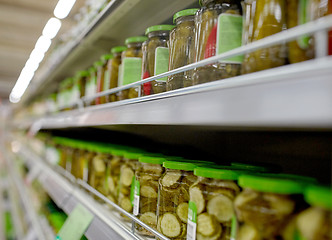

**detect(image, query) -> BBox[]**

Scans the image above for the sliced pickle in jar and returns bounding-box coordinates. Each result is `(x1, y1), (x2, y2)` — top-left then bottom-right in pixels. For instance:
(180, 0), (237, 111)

(160, 213), (182, 238)
(207, 194), (234, 223)
(139, 212), (157, 227)
(119, 196), (132, 212)
(189, 186), (206, 214)
(197, 213), (219, 237)
(120, 167), (134, 187)
(161, 170), (181, 188)
(140, 184), (158, 198)
(237, 224), (261, 240)
(196, 222), (222, 240)
(176, 202), (189, 223)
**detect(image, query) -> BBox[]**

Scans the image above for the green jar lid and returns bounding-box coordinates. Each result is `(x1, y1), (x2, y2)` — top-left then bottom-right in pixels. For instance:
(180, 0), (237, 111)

(230, 162), (271, 172)
(124, 151), (145, 160)
(111, 46), (127, 54)
(194, 167), (245, 180)
(163, 161), (198, 171)
(145, 25), (175, 35)
(101, 54), (113, 62)
(93, 60), (104, 68)
(305, 185), (332, 210)
(268, 173), (317, 184)
(239, 174), (305, 194)
(111, 148), (126, 157)
(88, 66), (96, 73)
(139, 155), (168, 165)
(181, 159), (215, 165)
(173, 8), (199, 23)
(77, 70), (89, 78)
(125, 36), (148, 45)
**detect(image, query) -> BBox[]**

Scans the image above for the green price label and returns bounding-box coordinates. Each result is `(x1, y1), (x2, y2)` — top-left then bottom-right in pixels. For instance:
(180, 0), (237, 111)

(121, 58), (142, 86)
(217, 14), (243, 63)
(154, 47), (169, 82)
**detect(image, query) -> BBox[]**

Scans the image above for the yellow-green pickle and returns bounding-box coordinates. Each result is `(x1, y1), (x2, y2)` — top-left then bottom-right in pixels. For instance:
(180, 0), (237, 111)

(192, 0), (242, 85)
(168, 9), (198, 90)
(241, 0), (287, 73)
(118, 36), (147, 100)
(141, 25), (174, 96)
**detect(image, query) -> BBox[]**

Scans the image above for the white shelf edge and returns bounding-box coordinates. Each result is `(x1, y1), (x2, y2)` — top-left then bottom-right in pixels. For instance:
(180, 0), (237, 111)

(17, 143), (166, 240)
(17, 56), (332, 131)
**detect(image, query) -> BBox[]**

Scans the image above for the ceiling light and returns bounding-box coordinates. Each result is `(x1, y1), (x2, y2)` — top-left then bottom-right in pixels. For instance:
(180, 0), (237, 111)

(42, 18), (62, 39)
(9, 94), (20, 103)
(29, 49), (45, 63)
(25, 59), (39, 72)
(35, 36), (52, 53)
(10, 68), (35, 100)
(54, 0), (77, 19)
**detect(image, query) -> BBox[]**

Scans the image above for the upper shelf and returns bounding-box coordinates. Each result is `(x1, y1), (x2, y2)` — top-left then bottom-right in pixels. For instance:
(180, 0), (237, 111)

(22, 0), (197, 105)
(16, 56), (332, 131)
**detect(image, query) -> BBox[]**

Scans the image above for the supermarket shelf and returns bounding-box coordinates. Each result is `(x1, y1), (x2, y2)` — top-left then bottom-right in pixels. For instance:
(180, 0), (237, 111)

(23, 0), (196, 104)
(21, 56), (332, 131)
(17, 143), (169, 240)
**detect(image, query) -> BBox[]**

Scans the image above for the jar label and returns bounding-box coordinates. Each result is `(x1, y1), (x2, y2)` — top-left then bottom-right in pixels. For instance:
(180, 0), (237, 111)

(133, 180), (140, 216)
(46, 146), (60, 165)
(154, 47), (169, 82)
(103, 69), (110, 91)
(187, 201), (197, 240)
(119, 58), (142, 86)
(204, 24), (218, 59)
(216, 14), (243, 63)
(130, 175), (136, 206)
(297, 0), (310, 49)
(230, 214), (238, 240)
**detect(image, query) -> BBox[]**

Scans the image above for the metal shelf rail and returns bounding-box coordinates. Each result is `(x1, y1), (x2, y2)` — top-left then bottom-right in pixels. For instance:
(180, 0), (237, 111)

(15, 141), (170, 240)
(17, 15), (332, 132)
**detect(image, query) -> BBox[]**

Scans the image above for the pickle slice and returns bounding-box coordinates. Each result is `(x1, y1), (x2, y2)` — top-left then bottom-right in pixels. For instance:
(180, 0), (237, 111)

(264, 193), (295, 215)
(160, 213), (182, 238)
(176, 202), (189, 223)
(141, 185), (158, 198)
(93, 158), (105, 174)
(107, 176), (115, 192)
(139, 212), (157, 227)
(143, 164), (163, 175)
(161, 171), (181, 188)
(196, 222), (222, 240)
(189, 186), (205, 214)
(119, 196), (132, 213)
(197, 213), (219, 237)
(120, 167), (134, 187)
(296, 207), (324, 240)
(207, 195), (234, 223)
(237, 224), (261, 240)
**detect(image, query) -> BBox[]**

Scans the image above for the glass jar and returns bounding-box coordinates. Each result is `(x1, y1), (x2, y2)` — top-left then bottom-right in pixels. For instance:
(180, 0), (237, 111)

(88, 146), (110, 196)
(234, 174), (305, 239)
(296, 185), (332, 240)
(141, 25), (174, 96)
(192, 0), (242, 85)
(188, 167), (242, 240)
(85, 66), (97, 106)
(241, 0), (287, 74)
(95, 60), (105, 105)
(168, 9), (198, 90)
(96, 54), (113, 104)
(157, 161), (199, 239)
(72, 71), (89, 107)
(105, 46), (127, 102)
(118, 36), (147, 100)
(134, 155), (167, 236)
(118, 151), (143, 220)
(105, 148), (126, 203)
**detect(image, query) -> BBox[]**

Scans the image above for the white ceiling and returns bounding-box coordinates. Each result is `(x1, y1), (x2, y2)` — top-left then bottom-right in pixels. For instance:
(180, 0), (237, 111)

(0, 0), (82, 99)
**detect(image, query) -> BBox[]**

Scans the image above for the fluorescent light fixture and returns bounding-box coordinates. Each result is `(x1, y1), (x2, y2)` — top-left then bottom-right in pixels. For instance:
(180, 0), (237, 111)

(35, 36), (52, 53)
(25, 59), (39, 72)
(29, 49), (45, 63)
(42, 18), (62, 39)
(9, 94), (20, 103)
(54, 0), (76, 19)
(10, 67), (35, 101)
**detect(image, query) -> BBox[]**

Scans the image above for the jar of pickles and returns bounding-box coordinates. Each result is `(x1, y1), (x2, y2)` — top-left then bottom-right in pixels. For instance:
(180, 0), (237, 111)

(105, 148), (126, 203)
(235, 174), (305, 239)
(168, 9), (198, 90)
(241, 0), (287, 73)
(88, 145), (111, 196)
(296, 185), (332, 240)
(97, 54), (113, 104)
(105, 46), (127, 102)
(142, 25), (174, 96)
(118, 151), (144, 220)
(118, 36), (147, 100)
(188, 167), (242, 240)
(157, 161), (199, 239)
(95, 60), (105, 105)
(134, 155), (167, 236)
(192, 0), (242, 85)
(85, 66), (98, 106)
(73, 70), (89, 103)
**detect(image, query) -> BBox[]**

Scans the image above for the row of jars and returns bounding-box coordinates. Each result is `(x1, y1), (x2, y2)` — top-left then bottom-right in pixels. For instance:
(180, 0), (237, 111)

(49, 136), (331, 240)
(53, 0), (331, 111)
